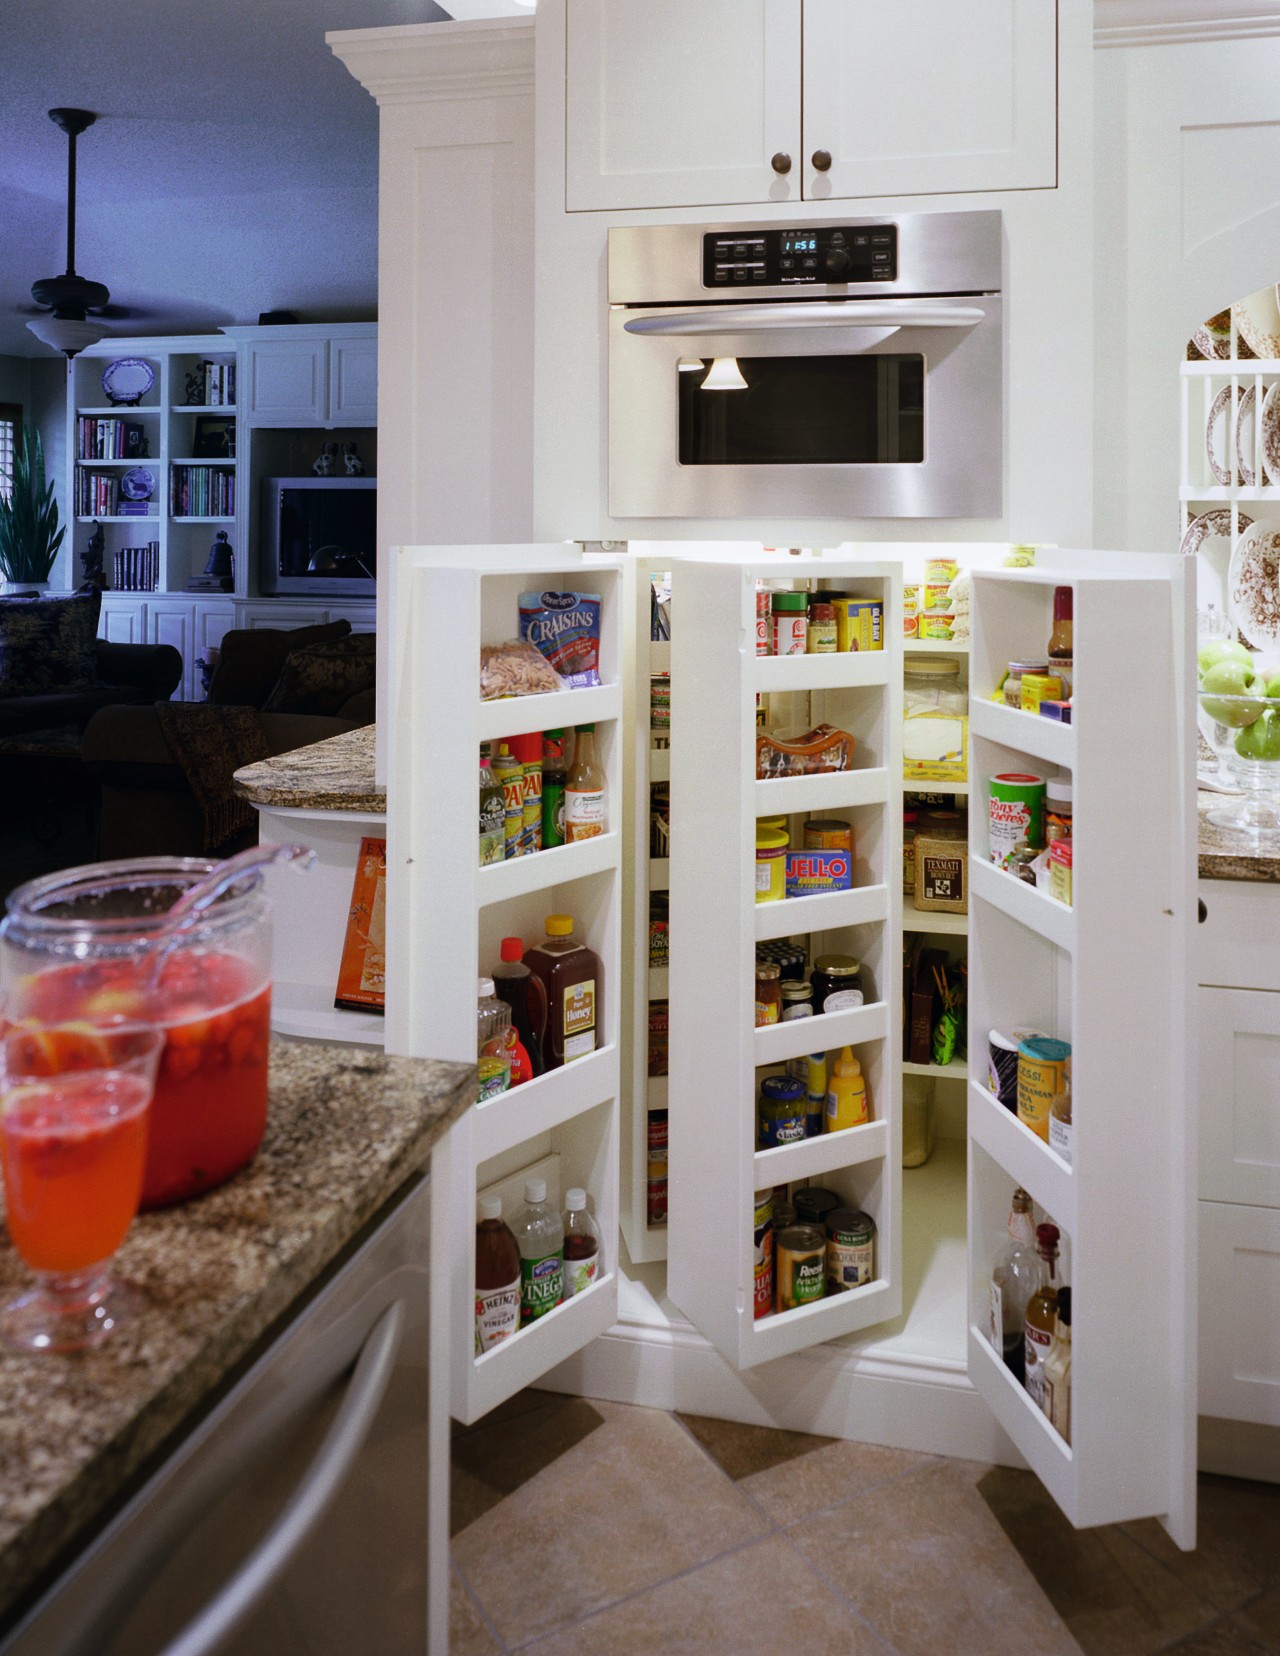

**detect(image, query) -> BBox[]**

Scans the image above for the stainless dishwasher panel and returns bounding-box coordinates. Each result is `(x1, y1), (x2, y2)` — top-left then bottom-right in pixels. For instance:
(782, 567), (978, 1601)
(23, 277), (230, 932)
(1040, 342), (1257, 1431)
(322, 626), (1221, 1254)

(1, 1174), (432, 1656)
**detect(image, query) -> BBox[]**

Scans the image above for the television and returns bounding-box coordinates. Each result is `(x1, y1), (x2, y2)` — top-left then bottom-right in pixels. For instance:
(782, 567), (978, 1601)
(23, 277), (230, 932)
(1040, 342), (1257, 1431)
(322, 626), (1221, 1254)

(260, 476), (377, 597)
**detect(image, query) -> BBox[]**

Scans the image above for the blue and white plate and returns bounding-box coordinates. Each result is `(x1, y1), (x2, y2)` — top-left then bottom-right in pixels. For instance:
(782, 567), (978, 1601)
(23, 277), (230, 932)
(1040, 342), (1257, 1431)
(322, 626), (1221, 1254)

(101, 357), (155, 406)
(120, 466), (157, 502)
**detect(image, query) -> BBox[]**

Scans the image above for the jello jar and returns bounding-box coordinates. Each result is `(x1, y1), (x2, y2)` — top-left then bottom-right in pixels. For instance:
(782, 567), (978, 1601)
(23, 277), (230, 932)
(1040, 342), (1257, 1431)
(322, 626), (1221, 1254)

(1, 858), (273, 1209)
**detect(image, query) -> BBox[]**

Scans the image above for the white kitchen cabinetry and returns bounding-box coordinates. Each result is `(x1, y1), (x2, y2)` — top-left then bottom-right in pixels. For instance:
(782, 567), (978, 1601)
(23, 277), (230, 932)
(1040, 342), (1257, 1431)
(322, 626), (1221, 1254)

(240, 328), (377, 427)
(1195, 877), (1280, 1436)
(98, 601), (147, 648)
(387, 547), (622, 1426)
(564, 0), (1056, 212)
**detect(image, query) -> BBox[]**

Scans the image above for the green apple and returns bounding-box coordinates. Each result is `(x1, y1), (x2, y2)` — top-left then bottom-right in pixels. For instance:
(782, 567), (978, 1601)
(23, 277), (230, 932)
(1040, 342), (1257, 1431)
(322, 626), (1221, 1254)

(1235, 708), (1280, 761)
(1267, 674), (1280, 699)
(1201, 658), (1266, 725)
(1198, 637), (1255, 678)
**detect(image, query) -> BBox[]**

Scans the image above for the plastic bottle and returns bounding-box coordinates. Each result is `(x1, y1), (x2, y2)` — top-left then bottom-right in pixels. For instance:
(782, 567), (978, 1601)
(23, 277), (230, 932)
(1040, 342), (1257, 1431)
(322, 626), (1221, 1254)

(474, 1195), (521, 1354)
(824, 1047), (869, 1133)
(524, 915), (603, 1070)
(804, 1053), (828, 1138)
(562, 1188), (601, 1298)
(542, 729), (568, 849)
(512, 1178), (563, 1325)
(478, 744), (505, 866)
(490, 742), (524, 859)
(493, 937), (547, 1078)
(476, 978), (512, 1100)
(565, 724), (607, 842)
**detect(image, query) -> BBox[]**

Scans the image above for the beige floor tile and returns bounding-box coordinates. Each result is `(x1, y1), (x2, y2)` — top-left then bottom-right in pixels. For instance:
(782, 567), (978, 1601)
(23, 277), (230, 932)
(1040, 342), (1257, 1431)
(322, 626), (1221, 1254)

(451, 1394), (610, 1536)
(1120, 1474), (1280, 1613)
(788, 1459), (1085, 1656)
(974, 1465), (1217, 1656)
(452, 1399), (769, 1647)
(1160, 1615), (1277, 1654)
(450, 1569), (504, 1656)
(676, 1412), (839, 1481)
(522, 1539), (887, 1656)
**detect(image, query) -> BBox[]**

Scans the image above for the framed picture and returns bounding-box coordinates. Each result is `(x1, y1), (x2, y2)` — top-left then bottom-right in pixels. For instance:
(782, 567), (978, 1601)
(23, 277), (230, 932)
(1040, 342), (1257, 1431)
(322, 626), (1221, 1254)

(192, 415), (236, 459)
(334, 838), (387, 1013)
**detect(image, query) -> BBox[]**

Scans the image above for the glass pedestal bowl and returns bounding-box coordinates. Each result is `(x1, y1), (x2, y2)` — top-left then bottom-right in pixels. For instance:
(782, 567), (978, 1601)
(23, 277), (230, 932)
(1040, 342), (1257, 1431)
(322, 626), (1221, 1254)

(1198, 688), (1280, 838)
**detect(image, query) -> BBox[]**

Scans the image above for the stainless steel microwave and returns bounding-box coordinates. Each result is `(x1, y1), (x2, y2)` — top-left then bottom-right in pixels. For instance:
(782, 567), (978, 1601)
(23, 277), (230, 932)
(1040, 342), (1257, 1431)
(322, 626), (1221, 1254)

(607, 210), (1002, 521)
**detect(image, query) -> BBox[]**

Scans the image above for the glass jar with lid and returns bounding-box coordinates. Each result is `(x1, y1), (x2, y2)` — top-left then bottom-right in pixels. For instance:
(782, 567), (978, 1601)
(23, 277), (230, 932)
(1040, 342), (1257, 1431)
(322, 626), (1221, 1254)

(903, 654), (967, 786)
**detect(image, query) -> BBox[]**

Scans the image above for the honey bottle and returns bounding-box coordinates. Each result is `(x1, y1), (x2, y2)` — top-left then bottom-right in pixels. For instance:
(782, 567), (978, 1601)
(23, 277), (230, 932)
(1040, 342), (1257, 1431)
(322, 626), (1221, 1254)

(524, 915), (603, 1071)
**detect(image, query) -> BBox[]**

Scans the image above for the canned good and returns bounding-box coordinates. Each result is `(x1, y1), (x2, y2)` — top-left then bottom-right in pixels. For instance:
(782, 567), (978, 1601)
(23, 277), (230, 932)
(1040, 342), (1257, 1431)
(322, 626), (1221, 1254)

(918, 614), (955, 641)
(924, 557), (959, 587)
(988, 773), (1046, 870)
(770, 592), (808, 656)
(753, 1192), (774, 1318)
(758, 1075), (808, 1147)
(650, 675), (670, 731)
(755, 585), (770, 656)
(825, 1207), (876, 1292)
(803, 818), (853, 854)
(1017, 1036), (1071, 1142)
(647, 1109), (668, 1227)
(811, 955), (863, 1014)
(755, 826), (788, 903)
(903, 584), (920, 638)
(776, 1223), (827, 1311)
(792, 1186), (842, 1229)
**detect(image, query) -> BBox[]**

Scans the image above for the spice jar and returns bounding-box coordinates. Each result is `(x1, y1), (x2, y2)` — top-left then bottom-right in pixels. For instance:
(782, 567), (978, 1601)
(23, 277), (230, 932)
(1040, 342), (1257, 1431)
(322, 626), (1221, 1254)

(811, 954), (863, 1014)
(1003, 660), (1048, 710)
(806, 599), (837, 653)
(1045, 778), (1073, 844)
(770, 592), (808, 656)
(780, 981), (814, 1020)
(755, 962), (782, 1026)
(755, 826), (788, 903)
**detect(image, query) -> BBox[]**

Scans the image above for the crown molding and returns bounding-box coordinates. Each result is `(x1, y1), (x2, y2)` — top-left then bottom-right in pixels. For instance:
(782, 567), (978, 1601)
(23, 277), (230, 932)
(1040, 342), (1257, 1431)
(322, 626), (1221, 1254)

(1095, 1), (1280, 47)
(328, 18), (534, 105)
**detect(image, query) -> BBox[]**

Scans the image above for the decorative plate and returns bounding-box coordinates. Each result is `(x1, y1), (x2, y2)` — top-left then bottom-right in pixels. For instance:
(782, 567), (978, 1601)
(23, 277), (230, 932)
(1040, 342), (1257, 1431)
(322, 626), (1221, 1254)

(1206, 385), (1241, 485)
(1236, 383), (1260, 487)
(1191, 310), (1233, 361)
(1233, 289), (1280, 361)
(120, 466), (157, 502)
(1261, 382), (1280, 487)
(1229, 521), (1280, 649)
(101, 357), (155, 407)
(1182, 507), (1254, 628)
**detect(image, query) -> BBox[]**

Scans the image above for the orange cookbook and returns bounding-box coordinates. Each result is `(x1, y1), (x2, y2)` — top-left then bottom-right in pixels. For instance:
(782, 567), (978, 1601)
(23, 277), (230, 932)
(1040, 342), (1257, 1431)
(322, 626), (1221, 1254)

(334, 838), (388, 1013)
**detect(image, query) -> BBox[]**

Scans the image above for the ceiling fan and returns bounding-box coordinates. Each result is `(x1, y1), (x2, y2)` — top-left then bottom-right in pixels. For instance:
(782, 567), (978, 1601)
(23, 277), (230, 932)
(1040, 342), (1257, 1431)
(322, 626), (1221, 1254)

(27, 108), (119, 357)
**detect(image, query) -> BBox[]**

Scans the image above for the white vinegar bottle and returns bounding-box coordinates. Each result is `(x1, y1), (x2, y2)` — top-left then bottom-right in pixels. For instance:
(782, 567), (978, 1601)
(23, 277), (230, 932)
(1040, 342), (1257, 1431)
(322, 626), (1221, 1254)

(512, 1178), (564, 1326)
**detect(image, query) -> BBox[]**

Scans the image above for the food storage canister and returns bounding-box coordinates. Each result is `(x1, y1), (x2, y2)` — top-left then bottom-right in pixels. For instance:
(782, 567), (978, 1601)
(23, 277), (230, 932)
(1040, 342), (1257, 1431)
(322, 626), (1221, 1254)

(755, 826), (788, 903)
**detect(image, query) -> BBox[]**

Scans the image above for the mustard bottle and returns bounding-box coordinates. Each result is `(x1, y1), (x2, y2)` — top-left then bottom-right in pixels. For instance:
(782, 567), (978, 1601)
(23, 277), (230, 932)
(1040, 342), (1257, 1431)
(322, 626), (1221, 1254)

(825, 1047), (868, 1133)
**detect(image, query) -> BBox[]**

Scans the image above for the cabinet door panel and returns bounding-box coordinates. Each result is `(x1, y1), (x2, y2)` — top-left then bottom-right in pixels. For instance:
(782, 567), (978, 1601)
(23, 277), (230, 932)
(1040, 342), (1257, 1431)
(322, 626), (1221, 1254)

(149, 604), (196, 701)
(1199, 987), (1280, 1208)
(99, 602), (147, 647)
(245, 342), (327, 425)
(1200, 1202), (1280, 1427)
(802, 0), (1057, 200)
(329, 337), (377, 425)
(566, 0), (802, 211)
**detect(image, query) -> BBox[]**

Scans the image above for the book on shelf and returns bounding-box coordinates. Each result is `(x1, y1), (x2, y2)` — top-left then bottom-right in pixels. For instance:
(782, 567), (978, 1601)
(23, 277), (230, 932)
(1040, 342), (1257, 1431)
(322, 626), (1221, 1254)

(110, 542), (160, 593)
(170, 464), (235, 518)
(334, 838), (388, 1014)
(117, 500), (155, 517)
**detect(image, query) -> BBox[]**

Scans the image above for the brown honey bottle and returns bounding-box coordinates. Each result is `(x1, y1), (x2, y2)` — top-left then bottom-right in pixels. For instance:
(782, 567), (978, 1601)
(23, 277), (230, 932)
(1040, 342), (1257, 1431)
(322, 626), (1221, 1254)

(524, 914), (603, 1071)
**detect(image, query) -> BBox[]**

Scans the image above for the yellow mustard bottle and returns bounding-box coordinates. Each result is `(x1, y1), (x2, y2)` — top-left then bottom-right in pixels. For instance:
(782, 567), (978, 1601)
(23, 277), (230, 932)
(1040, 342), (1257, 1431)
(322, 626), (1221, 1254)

(825, 1047), (868, 1133)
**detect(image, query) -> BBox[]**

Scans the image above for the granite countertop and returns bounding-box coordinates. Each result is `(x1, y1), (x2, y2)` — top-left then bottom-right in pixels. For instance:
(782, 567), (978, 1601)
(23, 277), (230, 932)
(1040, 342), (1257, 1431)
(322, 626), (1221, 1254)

(1198, 790), (1280, 882)
(233, 724), (383, 813)
(0, 1038), (472, 1628)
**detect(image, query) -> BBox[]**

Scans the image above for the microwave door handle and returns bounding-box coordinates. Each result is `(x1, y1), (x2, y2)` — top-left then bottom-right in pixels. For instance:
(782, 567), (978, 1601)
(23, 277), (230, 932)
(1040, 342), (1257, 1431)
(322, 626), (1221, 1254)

(622, 301), (986, 336)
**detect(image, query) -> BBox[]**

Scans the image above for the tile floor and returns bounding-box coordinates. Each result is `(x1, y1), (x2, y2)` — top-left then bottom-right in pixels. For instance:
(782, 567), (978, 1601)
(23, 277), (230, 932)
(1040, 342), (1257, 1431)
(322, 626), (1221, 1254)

(450, 1389), (1280, 1655)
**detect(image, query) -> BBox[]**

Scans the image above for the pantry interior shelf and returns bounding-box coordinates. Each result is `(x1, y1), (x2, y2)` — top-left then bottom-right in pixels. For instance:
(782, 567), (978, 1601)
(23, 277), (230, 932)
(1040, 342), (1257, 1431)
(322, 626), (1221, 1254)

(754, 766), (890, 816)
(471, 1044), (620, 1163)
(968, 1325), (1074, 1508)
(476, 831), (620, 905)
(750, 1274), (895, 1364)
(968, 1078), (1074, 1230)
(755, 999), (890, 1067)
(753, 1118), (888, 1187)
(969, 857), (1075, 953)
(470, 1273), (617, 1420)
(754, 882), (889, 944)
(902, 1056), (967, 1080)
(906, 636), (970, 654)
(476, 682), (621, 744)
(753, 650), (892, 694)
(970, 697), (1075, 769)
(902, 897), (968, 936)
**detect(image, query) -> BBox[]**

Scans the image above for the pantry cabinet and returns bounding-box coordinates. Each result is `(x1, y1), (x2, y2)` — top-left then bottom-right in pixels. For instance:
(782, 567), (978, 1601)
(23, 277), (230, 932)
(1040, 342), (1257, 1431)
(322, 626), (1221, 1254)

(563, 0), (1057, 213)
(239, 327), (377, 427)
(387, 542), (1197, 1546)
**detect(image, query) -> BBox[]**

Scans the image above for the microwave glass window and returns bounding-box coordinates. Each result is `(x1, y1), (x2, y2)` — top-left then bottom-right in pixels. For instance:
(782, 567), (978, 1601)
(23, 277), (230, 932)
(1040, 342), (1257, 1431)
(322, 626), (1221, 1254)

(677, 355), (924, 467)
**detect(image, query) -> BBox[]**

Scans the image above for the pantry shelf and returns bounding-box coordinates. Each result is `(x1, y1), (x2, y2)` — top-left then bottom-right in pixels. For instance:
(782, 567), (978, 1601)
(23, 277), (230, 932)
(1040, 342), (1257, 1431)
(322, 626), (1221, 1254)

(969, 857), (1075, 953)
(753, 1118), (888, 1187)
(754, 766), (890, 817)
(755, 999), (890, 1068)
(902, 1056), (968, 1080)
(476, 831), (620, 905)
(970, 697), (1075, 769)
(470, 1273), (617, 1422)
(476, 682), (621, 744)
(750, 1275), (895, 1364)
(968, 1079), (1074, 1230)
(754, 881), (889, 944)
(471, 1044), (620, 1163)
(753, 650), (891, 694)
(906, 636), (970, 653)
(968, 1324), (1074, 1510)
(902, 897), (969, 936)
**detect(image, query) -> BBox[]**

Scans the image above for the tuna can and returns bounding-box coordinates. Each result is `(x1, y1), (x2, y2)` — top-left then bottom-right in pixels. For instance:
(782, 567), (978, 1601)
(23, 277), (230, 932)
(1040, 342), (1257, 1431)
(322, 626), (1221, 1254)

(776, 1223), (827, 1311)
(825, 1207), (876, 1293)
(1017, 1035), (1071, 1142)
(753, 1192), (774, 1318)
(988, 773), (1046, 870)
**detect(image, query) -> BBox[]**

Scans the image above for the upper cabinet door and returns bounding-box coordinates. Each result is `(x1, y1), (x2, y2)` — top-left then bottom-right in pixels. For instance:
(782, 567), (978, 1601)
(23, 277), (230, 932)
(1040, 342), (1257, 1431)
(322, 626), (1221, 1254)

(565, 0), (802, 212)
(245, 340), (327, 425)
(329, 336), (378, 426)
(801, 0), (1057, 201)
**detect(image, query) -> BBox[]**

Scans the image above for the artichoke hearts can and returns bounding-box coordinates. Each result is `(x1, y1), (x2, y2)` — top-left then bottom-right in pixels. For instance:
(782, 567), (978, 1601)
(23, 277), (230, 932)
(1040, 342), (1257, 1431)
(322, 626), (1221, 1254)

(825, 1207), (876, 1293)
(776, 1223), (826, 1311)
(753, 1192), (774, 1320)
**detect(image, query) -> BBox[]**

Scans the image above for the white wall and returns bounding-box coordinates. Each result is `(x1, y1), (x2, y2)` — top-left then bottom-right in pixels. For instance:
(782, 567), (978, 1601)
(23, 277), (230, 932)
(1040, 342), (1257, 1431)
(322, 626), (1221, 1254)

(1094, 33), (1280, 556)
(533, 0), (1095, 551)
(0, 354), (72, 587)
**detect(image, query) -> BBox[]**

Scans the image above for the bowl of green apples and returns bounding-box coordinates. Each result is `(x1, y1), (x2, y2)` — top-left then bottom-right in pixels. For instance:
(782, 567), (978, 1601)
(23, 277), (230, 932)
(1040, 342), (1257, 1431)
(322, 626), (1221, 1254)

(1198, 637), (1280, 837)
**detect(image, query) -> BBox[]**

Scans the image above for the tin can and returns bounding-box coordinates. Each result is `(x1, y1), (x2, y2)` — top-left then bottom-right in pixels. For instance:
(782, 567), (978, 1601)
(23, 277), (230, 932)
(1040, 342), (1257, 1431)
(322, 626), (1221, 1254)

(924, 557), (959, 587)
(776, 1224), (827, 1311)
(792, 1186), (842, 1228)
(825, 1207), (876, 1293)
(1017, 1036), (1071, 1142)
(988, 773), (1046, 869)
(647, 1110), (668, 1226)
(753, 1192), (774, 1318)
(903, 584), (920, 638)
(803, 818), (853, 854)
(918, 614), (955, 641)
(755, 585), (770, 656)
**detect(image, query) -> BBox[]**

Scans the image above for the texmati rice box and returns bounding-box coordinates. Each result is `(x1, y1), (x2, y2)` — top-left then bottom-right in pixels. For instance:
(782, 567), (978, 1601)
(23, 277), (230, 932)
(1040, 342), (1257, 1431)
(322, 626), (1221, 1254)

(785, 849), (852, 897)
(834, 598), (883, 653)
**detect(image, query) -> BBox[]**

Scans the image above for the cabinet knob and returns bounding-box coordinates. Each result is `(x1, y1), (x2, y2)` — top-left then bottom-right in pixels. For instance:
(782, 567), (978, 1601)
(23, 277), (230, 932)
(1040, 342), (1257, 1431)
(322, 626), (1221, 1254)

(771, 151), (792, 175)
(812, 149), (833, 173)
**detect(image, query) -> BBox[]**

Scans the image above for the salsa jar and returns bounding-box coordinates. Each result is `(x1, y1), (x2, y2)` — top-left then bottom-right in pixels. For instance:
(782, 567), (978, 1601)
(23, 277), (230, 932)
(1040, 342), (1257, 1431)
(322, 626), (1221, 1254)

(1, 857), (273, 1210)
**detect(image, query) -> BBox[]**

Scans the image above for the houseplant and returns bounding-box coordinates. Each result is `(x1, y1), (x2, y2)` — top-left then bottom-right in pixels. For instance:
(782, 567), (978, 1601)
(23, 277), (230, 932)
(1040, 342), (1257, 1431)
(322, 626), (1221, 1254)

(0, 424), (64, 590)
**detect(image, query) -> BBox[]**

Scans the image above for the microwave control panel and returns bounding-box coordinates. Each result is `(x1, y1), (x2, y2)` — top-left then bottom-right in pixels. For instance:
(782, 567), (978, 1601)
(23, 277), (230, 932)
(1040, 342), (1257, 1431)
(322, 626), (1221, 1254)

(702, 225), (897, 287)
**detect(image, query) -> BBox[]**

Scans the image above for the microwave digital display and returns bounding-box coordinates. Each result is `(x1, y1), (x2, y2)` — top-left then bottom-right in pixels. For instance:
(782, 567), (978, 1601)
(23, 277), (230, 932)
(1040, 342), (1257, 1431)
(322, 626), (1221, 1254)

(702, 224), (896, 286)
(781, 233), (818, 255)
